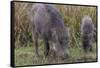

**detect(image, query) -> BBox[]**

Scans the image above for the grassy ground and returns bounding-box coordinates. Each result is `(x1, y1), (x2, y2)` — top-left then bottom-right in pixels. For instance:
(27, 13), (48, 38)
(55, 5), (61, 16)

(15, 42), (97, 66)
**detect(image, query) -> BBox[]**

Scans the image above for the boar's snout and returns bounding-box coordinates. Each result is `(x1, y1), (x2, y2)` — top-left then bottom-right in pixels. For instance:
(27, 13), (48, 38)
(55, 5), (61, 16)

(60, 52), (68, 59)
(52, 44), (68, 59)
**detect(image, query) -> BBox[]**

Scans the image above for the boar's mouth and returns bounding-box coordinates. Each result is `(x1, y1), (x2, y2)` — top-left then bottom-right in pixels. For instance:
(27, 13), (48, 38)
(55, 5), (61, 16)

(50, 43), (68, 59)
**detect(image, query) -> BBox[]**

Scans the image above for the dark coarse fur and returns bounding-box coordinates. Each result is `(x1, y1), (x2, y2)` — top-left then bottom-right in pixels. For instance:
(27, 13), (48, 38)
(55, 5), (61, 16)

(81, 15), (94, 52)
(28, 3), (70, 59)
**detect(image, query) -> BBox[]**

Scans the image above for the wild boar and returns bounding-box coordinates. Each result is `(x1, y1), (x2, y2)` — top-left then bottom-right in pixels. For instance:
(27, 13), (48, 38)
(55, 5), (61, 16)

(28, 3), (70, 59)
(81, 15), (94, 52)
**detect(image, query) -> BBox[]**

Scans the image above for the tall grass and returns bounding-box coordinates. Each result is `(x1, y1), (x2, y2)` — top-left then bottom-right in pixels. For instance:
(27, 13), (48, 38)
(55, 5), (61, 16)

(15, 2), (33, 48)
(14, 2), (97, 66)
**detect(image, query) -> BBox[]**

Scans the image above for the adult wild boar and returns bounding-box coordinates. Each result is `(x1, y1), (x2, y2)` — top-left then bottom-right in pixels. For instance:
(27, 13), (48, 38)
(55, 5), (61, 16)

(81, 15), (95, 52)
(28, 4), (70, 59)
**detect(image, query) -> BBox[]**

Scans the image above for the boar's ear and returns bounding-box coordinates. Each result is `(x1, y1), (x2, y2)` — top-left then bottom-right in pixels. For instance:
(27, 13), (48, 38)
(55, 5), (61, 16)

(51, 29), (58, 41)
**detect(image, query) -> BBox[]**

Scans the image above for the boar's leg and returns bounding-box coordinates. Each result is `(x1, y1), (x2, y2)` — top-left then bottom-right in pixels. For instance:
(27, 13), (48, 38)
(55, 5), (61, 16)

(88, 40), (93, 52)
(33, 31), (39, 57)
(44, 38), (50, 57)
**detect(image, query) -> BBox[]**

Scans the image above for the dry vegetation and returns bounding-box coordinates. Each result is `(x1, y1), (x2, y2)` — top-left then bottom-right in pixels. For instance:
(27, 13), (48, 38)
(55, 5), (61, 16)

(13, 2), (97, 66)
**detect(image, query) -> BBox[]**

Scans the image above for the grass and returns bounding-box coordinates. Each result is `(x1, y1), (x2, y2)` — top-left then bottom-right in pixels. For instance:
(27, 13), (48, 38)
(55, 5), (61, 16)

(15, 42), (97, 66)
